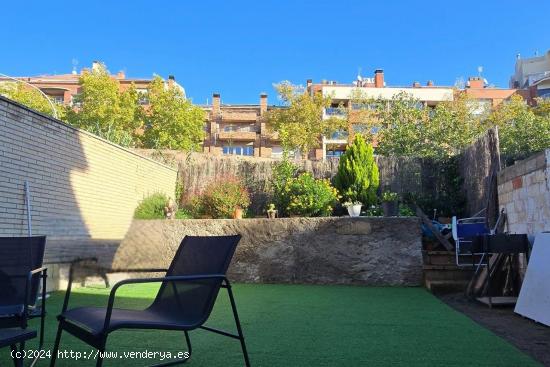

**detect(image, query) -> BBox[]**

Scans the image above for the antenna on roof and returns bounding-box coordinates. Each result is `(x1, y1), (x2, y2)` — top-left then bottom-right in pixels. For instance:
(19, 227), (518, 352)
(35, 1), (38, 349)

(71, 58), (79, 75)
(477, 66), (483, 76)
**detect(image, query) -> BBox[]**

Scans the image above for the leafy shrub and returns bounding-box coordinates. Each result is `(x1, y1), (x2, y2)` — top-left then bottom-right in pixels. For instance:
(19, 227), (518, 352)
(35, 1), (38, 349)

(398, 204), (415, 217)
(364, 204), (383, 217)
(271, 158), (299, 216)
(196, 176), (250, 219)
(381, 191), (398, 202)
(175, 208), (192, 219)
(334, 135), (379, 206)
(282, 173), (339, 217)
(134, 193), (168, 219)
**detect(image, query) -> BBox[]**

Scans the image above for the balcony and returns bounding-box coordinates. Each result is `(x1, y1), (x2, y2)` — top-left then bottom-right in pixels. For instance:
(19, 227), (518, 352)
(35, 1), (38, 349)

(324, 107), (347, 119)
(323, 129), (349, 144)
(221, 111), (259, 121)
(217, 131), (257, 141)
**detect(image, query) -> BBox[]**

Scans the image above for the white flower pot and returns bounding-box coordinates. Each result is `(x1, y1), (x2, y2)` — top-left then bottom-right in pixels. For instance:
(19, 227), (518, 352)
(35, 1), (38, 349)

(347, 204), (362, 217)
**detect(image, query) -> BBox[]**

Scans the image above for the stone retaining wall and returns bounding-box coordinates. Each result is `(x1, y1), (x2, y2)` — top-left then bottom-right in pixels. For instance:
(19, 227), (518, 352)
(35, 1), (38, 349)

(497, 149), (550, 235)
(111, 217), (423, 286)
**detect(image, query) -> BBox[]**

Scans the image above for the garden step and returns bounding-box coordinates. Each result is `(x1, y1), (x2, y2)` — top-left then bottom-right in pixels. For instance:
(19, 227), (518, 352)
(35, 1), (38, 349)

(423, 265), (474, 282)
(422, 251), (483, 266)
(425, 279), (470, 294)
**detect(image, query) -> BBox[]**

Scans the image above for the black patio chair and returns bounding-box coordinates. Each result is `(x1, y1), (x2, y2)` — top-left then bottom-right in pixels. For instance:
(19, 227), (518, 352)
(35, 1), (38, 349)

(0, 236), (48, 366)
(0, 328), (37, 367)
(51, 235), (250, 367)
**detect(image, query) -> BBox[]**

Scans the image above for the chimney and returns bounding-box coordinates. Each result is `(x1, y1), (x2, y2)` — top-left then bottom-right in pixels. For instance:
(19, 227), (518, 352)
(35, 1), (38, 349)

(212, 93), (221, 115)
(412, 81), (421, 88)
(374, 69), (384, 88)
(260, 93), (267, 115)
(306, 79), (312, 88)
(427, 80), (434, 87)
(168, 75), (175, 87)
(467, 76), (484, 89)
(117, 71), (125, 79)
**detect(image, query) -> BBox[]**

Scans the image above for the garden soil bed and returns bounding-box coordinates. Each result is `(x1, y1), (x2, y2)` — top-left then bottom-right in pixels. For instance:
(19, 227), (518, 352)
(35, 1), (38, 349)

(439, 293), (550, 366)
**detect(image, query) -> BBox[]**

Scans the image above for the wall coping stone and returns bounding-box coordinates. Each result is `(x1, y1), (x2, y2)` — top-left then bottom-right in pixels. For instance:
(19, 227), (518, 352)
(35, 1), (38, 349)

(498, 149), (549, 184)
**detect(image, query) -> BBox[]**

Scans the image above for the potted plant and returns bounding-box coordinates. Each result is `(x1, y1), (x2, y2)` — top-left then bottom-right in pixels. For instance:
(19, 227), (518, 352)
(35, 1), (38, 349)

(266, 203), (278, 219)
(343, 200), (362, 217)
(381, 191), (399, 217)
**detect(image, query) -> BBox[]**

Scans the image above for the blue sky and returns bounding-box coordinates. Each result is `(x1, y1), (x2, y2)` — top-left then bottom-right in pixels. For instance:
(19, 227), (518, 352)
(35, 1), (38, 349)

(3, 1), (550, 104)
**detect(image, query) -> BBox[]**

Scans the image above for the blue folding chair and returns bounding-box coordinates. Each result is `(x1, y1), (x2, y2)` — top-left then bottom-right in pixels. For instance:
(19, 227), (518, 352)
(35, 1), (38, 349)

(452, 216), (490, 267)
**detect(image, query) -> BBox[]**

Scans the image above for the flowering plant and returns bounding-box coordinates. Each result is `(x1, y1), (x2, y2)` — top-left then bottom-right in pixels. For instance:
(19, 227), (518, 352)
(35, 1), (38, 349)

(283, 173), (339, 217)
(198, 175), (250, 218)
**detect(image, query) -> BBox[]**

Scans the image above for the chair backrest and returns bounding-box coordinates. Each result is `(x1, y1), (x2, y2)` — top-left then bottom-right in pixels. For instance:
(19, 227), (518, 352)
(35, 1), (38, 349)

(149, 235), (241, 327)
(0, 236), (46, 312)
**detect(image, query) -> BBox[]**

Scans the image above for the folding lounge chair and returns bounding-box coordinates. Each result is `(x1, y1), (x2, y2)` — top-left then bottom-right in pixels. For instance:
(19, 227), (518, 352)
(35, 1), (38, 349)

(0, 236), (48, 367)
(452, 216), (490, 267)
(50, 235), (250, 367)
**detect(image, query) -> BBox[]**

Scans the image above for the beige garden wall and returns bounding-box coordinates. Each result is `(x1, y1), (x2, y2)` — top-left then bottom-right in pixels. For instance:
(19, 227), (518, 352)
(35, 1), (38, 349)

(0, 96), (177, 273)
(497, 149), (550, 235)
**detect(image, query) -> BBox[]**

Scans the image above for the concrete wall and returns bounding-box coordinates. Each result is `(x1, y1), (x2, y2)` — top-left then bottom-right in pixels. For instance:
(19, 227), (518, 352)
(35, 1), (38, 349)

(0, 96), (177, 275)
(112, 217), (423, 286)
(497, 149), (550, 235)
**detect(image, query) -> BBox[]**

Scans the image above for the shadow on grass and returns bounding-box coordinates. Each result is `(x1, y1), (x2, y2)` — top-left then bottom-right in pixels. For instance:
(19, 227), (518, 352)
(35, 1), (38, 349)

(0, 284), (541, 367)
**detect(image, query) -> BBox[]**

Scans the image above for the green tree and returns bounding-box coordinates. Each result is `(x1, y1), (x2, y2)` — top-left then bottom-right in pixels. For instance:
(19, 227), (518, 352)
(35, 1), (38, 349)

(374, 91), (486, 158)
(142, 76), (205, 151)
(66, 62), (144, 146)
(333, 135), (379, 206)
(488, 95), (550, 161)
(375, 92), (428, 157)
(267, 81), (346, 157)
(425, 93), (487, 157)
(0, 82), (65, 119)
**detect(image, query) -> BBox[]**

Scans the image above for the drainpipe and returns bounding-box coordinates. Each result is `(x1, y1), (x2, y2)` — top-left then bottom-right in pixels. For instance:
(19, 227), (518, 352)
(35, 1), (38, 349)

(24, 181), (32, 236)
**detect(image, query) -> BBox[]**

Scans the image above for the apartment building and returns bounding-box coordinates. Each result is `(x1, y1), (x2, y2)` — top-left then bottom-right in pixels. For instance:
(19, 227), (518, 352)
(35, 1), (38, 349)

(510, 50), (550, 99)
(309, 70), (523, 159)
(202, 93), (283, 158)
(0, 61), (183, 106)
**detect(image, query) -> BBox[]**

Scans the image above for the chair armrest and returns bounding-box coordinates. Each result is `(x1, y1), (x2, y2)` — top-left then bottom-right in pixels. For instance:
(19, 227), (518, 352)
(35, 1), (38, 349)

(80, 266), (169, 274)
(24, 267), (48, 324)
(102, 274), (227, 332)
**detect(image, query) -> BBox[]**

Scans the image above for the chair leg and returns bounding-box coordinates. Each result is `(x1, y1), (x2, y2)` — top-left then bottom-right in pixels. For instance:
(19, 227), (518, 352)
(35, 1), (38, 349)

(49, 323), (63, 367)
(226, 284), (251, 367)
(11, 344), (22, 367)
(184, 331), (192, 357)
(96, 337), (107, 367)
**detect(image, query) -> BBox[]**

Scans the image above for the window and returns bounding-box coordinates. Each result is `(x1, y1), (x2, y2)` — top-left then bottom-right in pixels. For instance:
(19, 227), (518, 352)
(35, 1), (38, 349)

(222, 146), (254, 156)
(330, 129), (349, 140)
(47, 95), (64, 104)
(326, 150), (345, 158)
(223, 124), (255, 132)
(137, 89), (149, 105)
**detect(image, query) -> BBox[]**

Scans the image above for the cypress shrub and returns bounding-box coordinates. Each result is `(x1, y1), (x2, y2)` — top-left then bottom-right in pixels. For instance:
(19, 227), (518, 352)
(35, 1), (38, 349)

(334, 135), (379, 206)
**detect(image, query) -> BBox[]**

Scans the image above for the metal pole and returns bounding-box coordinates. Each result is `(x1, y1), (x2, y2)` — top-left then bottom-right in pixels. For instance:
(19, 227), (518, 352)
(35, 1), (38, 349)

(0, 72), (58, 119)
(24, 181), (32, 236)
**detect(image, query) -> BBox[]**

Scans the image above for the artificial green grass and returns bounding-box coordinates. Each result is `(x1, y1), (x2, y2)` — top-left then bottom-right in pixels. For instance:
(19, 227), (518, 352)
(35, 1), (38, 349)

(0, 284), (540, 366)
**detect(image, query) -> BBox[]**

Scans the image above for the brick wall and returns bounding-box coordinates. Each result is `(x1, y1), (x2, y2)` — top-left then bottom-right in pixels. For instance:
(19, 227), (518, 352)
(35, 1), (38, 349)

(497, 149), (550, 235)
(0, 96), (177, 268)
